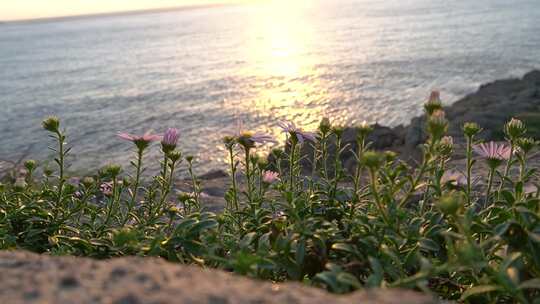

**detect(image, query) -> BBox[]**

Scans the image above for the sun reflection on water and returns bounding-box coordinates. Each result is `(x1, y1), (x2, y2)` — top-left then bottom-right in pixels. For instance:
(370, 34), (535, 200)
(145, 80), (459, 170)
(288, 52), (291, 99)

(237, 0), (330, 142)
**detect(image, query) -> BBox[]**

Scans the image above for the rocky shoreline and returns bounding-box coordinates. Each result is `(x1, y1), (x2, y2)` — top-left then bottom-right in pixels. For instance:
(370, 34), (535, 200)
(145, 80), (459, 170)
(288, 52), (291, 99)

(181, 69), (540, 210)
(1, 70), (540, 303)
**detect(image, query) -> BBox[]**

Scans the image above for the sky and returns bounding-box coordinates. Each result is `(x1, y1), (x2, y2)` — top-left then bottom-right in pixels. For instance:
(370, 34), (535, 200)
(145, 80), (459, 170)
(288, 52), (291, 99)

(1, 0), (250, 21)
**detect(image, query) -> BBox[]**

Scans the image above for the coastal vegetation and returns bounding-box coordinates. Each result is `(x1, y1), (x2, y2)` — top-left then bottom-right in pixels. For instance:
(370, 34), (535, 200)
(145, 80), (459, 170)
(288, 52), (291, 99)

(1, 92), (540, 303)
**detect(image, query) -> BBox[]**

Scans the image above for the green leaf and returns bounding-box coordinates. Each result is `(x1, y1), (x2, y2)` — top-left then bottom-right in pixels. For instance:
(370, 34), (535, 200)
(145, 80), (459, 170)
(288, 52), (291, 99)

(189, 219), (218, 234)
(239, 232), (257, 249)
(315, 271), (338, 291)
(366, 257), (383, 288)
(460, 285), (501, 301)
(519, 278), (540, 290)
(500, 190), (515, 205)
(336, 272), (362, 289)
(494, 222), (512, 237)
(175, 218), (198, 231)
(331, 243), (356, 254)
(419, 238), (440, 252)
(295, 239), (306, 266)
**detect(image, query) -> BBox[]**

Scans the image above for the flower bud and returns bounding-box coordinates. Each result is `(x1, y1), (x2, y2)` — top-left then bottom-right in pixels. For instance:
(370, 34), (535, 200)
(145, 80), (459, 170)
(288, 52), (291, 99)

(318, 117), (332, 135)
(101, 164), (122, 178)
(177, 191), (194, 202)
(516, 137), (537, 155)
(257, 157), (268, 170)
(13, 178), (27, 192)
(167, 205), (181, 218)
(167, 151), (182, 163)
(383, 151), (397, 163)
(82, 177), (95, 187)
(161, 128), (179, 154)
(24, 160), (37, 172)
(357, 121), (373, 139)
(360, 151), (383, 170)
(427, 110), (448, 141)
(437, 136), (454, 156)
(331, 125), (345, 138)
(43, 167), (54, 177)
(223, 136), (236, 149)
(462, 122), (482, 138)
(424, 91), (443, 115)
(42, 116), (60, 133)
(436, 191), (463, 215)
(116, 177), (127, 187)
(504, 118), (526, 140)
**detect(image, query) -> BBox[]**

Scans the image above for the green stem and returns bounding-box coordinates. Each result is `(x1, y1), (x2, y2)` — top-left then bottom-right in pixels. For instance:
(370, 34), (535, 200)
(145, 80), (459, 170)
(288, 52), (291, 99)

(321, 134), (329, 180)
(245, 147), (253, 204)
(486, 167), (496, 202)
(152, 159), (177, 222)
(354, 137), (365, 202)
(54, 131), (66, 221)
(123, 148), (143, 226)
(161, 154), (168, 187)
(331, 136), (342, 199)
(465, 135), (474, 204)
(257, 166), (263, 205)
(228, 146), (239, 211)
(399, 151), (430, 208)
(188, 160), (200, 210)
(518, 153), (527, 183)
(289, 140), (297, 193)
(369, 168), (390, 225)
(498, 144), (514, 196)
(103, 177), (118, 228)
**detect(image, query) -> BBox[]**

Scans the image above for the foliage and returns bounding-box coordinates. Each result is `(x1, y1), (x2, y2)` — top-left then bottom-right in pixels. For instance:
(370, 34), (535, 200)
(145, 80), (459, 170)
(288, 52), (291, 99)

(1, 101), (540, 303)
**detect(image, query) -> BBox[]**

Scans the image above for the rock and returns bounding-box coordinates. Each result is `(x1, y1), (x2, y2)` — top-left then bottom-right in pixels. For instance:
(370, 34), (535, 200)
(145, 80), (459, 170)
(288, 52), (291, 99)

(0, 250), (439, 304)
(404, 116), (426, 149)
(402, 70), (540, 147)
(0, 160), (15, 181)
(199, 170), (229, 180)
(441, 70), (540, 141)
(202, 186), (227, 197)
(175, 174), (231, 212)
(289, 124), (408, 175)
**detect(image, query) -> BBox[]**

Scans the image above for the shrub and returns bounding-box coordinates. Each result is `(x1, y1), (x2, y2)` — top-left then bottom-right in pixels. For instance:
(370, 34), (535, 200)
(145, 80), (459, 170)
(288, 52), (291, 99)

(1, 93), (540, 302)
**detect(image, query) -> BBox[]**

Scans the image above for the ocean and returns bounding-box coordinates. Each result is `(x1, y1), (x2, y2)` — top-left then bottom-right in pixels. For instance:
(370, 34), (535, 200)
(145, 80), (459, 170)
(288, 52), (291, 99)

(1, 0), (540, 174)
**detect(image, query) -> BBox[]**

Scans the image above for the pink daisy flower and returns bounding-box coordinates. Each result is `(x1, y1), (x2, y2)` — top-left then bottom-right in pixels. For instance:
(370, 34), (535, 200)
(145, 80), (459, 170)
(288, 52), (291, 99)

(473, 142), (511, 160)
(262, 170), (280, 184)
(278, 121), (317, 144)
(100, 182), (113, 196)
(232, 119), (276, 148)
(118, 131), (162, 151)
(473, 141), (511, 168)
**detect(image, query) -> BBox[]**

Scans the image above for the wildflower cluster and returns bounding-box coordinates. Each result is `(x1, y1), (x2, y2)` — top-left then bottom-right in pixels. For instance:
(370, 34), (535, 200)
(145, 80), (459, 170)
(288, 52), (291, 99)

(1, 93), (540, 302)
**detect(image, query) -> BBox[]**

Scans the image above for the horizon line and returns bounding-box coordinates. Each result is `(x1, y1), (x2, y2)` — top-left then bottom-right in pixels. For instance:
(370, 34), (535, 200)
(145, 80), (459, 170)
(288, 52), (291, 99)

(0, 2), (238, 24)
